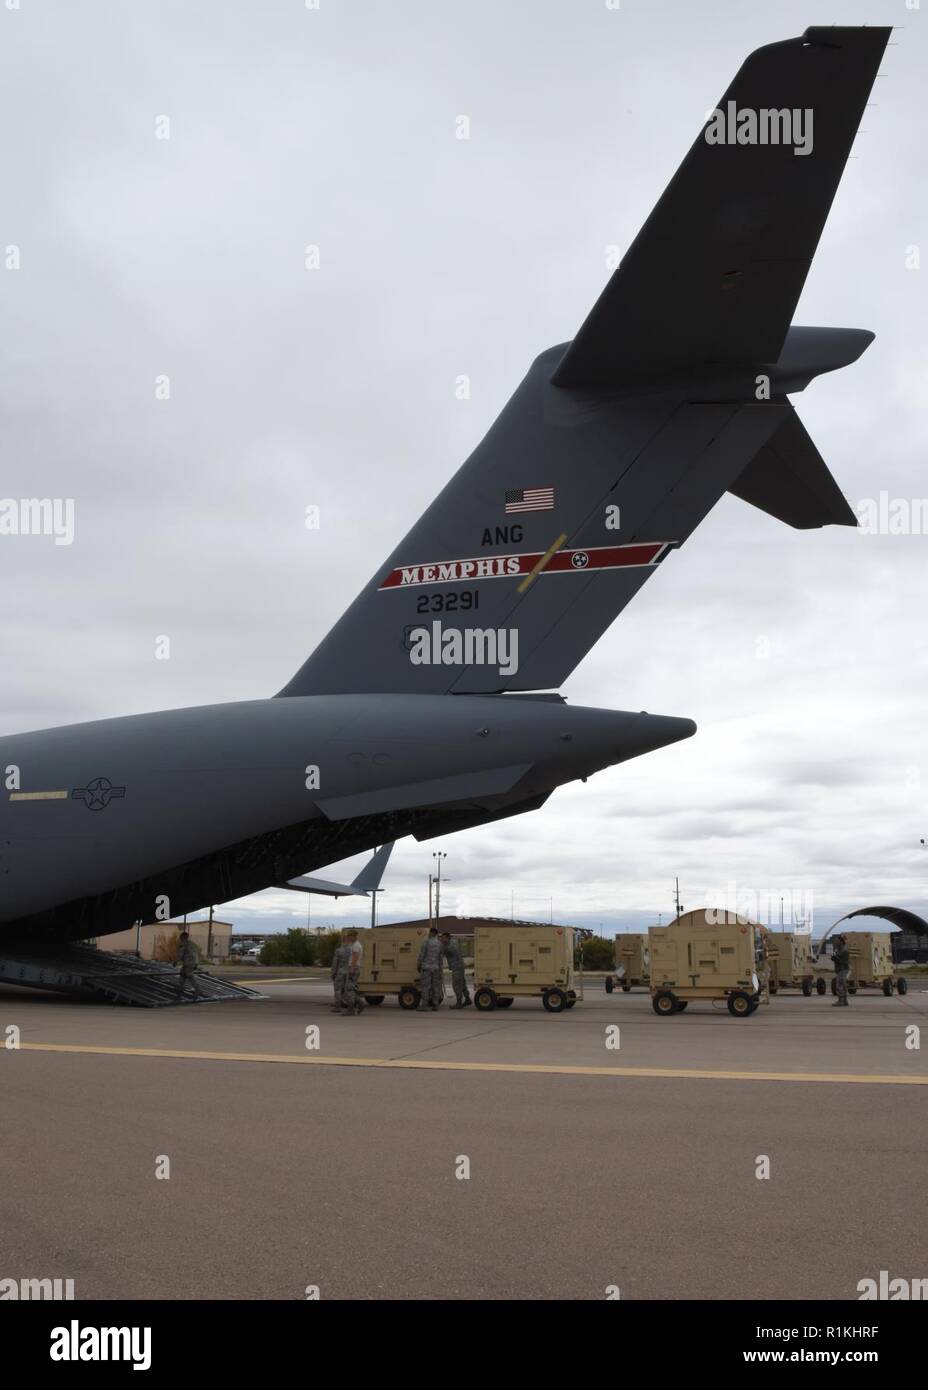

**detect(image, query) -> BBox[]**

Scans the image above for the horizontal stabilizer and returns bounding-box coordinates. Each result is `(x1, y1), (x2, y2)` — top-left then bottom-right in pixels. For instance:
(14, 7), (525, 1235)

(280, 841), (394, 897)
(279, 873), (364, 897)
(728, 406), (857, 529)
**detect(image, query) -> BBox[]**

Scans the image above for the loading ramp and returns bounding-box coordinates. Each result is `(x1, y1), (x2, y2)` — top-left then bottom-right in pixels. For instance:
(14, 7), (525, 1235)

(0, 943), (264, 1007)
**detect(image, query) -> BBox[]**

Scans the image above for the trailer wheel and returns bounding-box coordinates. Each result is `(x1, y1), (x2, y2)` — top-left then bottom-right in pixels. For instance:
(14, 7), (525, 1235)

(605, 977), (614, 994)
(652, 991), (677, 1017)
(674, 1000), (688, 1012)
(363, 995), (385, 1006)
(496, 997), (514, 1008)
(897, 978), (908, 996)
(566, 999), (577, 1008)
(621, 982), (631, 992)
(801, 978), (813, 997)
(727, 991), (754, 1018)
(474, 987), (497, 1012)
(542, 987), (568, 1013)
(398, 986), (420, 1011)
(816, 978), (827, 996)
(882, 978), (894, 997)
(848, 981), (858, 995)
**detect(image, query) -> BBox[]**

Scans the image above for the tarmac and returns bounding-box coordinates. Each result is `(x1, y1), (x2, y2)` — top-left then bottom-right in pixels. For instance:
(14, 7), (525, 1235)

(2, 973), (926, 1301)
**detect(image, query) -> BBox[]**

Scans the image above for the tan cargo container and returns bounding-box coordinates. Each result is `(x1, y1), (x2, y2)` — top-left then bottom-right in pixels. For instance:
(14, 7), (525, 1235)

(348, 925), (433, 1009)
(761, 928), (822, 996)
(841, 931), (907, 997)
(649, 910), (764, 1017)
(606, 932), (650, 993)
(473, 924), (578, 1013)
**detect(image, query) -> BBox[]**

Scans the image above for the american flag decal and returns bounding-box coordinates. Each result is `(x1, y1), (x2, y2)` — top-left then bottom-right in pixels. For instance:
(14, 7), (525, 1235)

(505, 486), (554, 514)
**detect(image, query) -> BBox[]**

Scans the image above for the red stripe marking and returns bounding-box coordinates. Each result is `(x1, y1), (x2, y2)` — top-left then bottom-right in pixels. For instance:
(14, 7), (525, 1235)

(546, 543), (665, 573)
(379, 543), (671, 589)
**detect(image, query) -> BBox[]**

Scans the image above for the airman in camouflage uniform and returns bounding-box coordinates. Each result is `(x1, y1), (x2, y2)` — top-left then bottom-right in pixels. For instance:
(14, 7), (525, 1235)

(441, 932), (471, 1008)
(417, 928), (444, 1010)
(832, 933), (851, 1007)
(175, 930), (201, 1000)
(340, 929), (365, 1016)
(331, 938), (351, 1013)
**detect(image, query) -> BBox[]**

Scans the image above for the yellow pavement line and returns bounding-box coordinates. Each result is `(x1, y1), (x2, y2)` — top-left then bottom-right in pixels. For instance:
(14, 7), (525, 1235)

(15, 1042), (928, 1085)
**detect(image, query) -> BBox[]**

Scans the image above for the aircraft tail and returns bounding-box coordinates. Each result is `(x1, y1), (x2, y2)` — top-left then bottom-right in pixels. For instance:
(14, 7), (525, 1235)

(350, 842), (394, 892)
(278, 379), (791, 696)
(278, 26), (884, 699)
(552, 26), (890, 388)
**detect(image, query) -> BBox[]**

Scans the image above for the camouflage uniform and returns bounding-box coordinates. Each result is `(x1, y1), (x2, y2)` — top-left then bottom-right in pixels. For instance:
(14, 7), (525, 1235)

(331, 941), (351, 1012)
(417, 934), (444, 1009)
(341, 938), (365, 1016)
(832, 939), (851, 1006)
(176, 936), (201, 999)
(443, 937), (470, 1007)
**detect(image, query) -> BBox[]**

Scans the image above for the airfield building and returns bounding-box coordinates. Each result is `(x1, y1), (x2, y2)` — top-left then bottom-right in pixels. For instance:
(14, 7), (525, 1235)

(97, 920), (233, 962)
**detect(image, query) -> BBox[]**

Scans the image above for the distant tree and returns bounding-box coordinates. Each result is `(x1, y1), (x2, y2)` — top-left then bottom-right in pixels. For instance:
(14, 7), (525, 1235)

(153, 929), (203, 965)
(259, 936), (286, 966)
(259, 928), (317, 966)
(153, 929), (180, 964)
(577, 934), (615, 971)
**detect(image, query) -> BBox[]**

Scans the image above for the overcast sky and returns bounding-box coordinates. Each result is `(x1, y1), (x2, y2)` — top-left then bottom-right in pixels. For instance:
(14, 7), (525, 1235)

(2, 0), (925, 939)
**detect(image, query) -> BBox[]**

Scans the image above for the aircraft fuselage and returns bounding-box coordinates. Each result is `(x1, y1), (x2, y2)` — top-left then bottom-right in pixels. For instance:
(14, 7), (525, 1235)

(0, 694), (693, 938)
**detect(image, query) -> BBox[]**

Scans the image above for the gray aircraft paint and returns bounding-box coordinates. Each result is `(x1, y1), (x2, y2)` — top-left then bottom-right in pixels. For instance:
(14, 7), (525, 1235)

(0, 27), (889, 944)
(0, 695), (692, 935)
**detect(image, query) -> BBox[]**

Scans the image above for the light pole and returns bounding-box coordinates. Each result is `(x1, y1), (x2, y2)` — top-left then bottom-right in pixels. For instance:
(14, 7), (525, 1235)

(433, 851), (447, 924)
